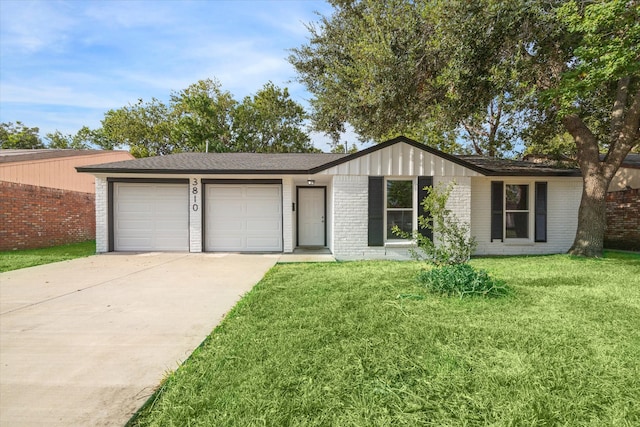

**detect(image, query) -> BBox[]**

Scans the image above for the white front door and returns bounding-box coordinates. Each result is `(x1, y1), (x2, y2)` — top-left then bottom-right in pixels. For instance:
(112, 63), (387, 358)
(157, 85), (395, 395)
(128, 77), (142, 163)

(298, 187), (325, 246)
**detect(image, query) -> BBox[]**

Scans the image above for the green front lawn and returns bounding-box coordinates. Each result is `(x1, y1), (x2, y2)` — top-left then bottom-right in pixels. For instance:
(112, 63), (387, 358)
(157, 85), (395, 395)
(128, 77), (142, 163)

(131, 252), (640, 426)
(0, 240), (96, 272)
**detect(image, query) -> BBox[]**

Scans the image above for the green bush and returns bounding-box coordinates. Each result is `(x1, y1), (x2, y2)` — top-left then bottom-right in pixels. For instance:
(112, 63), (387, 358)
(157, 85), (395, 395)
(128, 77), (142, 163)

(418, 263), (510, 298)
(393, 182), (477, 266)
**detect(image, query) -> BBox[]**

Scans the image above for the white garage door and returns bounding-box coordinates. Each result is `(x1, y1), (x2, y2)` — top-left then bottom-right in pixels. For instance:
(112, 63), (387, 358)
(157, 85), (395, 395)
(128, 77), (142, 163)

(205, 184), (282, 252)
(114, 183), (189, 251)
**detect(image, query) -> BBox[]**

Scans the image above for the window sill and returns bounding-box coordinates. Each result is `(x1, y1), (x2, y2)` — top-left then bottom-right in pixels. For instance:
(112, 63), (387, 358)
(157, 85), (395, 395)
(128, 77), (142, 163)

(385, 240), (415, 248)
(504, 239), (535, 246)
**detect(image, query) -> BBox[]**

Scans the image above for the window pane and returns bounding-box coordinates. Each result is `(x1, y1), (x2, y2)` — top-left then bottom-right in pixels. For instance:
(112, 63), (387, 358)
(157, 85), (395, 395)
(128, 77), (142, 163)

(506, 212), (529, 238)
(387, 181), (412, 208)
(506, 185), (528, 210)
(387, 210), (413, 239)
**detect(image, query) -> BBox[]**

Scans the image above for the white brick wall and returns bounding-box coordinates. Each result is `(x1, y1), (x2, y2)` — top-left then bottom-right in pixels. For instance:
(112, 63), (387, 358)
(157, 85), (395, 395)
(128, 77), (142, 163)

(471, 177), (583, 255)
(433, 176), (472, 246)
(95, 177), (108, 253)
(333, 175), (377, 259)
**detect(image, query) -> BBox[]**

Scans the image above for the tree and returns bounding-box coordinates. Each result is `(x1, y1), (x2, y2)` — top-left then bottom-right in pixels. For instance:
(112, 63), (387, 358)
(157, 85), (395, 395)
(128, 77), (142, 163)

(100, 98), (180, 158)
(93, 79), (315, 156)
(0, 121), (45, 149)
(45, 126), (96, 149)
(233, 82), (315, 153)
(540, 1), (640, 256)
(171, 79), (237, 153)
(291, 0), (639, 257)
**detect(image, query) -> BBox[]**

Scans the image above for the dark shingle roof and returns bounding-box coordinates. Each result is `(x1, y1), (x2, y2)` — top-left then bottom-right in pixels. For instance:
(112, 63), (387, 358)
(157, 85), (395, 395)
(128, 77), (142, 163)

(76, 136), (582, 177)
(76, 152), (349, 174)
(623, 153), (640, 169)
(458, 155), (581, 176)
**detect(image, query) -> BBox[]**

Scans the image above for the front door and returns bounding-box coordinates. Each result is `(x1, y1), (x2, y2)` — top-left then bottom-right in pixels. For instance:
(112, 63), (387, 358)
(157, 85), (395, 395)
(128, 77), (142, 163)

(298, 187), (325, 246)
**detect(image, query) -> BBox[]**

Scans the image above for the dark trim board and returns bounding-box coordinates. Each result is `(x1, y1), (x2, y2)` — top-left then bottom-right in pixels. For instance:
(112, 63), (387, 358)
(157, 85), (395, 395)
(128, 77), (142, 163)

(108, 181), (114, 252)
(107, 177), (189, 184)
(296, 186), (327, 248)
(201, 178), (283, 185)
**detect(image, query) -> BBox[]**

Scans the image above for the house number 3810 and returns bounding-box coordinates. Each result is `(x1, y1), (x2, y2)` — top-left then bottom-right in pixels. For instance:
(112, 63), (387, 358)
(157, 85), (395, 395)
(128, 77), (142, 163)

(191, 178), (199, 211)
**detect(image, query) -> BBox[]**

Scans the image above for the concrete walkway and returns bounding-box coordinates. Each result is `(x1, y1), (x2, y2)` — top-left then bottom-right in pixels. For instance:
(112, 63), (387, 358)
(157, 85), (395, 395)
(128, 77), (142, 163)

(0, 253), (279, 427)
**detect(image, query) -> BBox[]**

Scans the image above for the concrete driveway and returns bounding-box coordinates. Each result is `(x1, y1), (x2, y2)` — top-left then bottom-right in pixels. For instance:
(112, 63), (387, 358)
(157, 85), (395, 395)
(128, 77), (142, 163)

(0, 253), (279, 427)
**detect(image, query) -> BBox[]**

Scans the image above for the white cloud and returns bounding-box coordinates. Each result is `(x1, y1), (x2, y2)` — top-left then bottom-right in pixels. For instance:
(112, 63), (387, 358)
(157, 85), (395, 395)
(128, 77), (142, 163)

(0, 0), (76, 53)
(0, 0), (352, 150)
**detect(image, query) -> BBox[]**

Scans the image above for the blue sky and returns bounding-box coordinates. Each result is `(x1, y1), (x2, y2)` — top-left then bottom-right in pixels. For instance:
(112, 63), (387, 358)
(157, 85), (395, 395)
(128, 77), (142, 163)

(0, 0), (356, 152)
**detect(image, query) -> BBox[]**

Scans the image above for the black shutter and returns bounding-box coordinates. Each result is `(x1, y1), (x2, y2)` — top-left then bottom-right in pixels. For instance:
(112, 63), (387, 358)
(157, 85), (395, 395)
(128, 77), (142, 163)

(491, 181), (504, 242)
(368, 176), (384, 246)
(417, 176), (433, 241)
(535, 182), (547, 242)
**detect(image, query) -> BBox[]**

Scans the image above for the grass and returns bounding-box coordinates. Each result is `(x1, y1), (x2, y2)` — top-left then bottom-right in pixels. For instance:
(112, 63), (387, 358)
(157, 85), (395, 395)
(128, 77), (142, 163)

(130, 252), (640, 426)
(0, 240), (96, 272)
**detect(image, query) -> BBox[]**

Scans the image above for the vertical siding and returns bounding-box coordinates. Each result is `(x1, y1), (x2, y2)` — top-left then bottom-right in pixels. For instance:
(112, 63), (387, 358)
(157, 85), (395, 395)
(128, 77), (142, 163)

(318, 141), (480, 178)
(471, 177), (582, 255)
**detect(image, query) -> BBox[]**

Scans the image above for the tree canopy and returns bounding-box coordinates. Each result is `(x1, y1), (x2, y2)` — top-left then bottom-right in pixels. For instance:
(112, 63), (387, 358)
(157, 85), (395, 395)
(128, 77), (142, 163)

(0, 122), (45, 149)
(2, 80), (314, 156)
(98, 79), (315, 157)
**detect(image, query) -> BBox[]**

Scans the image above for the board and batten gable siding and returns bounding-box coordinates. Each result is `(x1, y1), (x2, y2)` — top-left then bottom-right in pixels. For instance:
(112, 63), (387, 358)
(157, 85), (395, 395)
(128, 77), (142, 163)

(318, 141), (482, 177)
(471, 177), (582, 255)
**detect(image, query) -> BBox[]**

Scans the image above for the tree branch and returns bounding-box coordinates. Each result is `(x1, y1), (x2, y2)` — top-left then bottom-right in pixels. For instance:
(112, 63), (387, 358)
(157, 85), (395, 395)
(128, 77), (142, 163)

(603, 86), (640, 180)
(462, 120), (484, 155)
(562, 114), (600, 176)
(610, 76), (630, 144)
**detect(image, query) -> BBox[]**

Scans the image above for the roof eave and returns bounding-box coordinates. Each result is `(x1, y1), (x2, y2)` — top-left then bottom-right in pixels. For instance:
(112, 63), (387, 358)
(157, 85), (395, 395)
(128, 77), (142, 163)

(76, 167), (312, 175)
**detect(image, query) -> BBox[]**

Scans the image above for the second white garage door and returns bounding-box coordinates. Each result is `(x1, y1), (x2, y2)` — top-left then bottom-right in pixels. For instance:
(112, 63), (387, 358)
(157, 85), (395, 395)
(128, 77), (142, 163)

(205, 184), (282, 252)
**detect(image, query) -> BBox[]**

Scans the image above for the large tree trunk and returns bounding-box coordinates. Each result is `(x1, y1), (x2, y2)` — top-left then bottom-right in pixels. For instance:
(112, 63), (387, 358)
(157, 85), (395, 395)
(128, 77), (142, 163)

(569, 173), (609, 257)
(564, 82), (640, 257)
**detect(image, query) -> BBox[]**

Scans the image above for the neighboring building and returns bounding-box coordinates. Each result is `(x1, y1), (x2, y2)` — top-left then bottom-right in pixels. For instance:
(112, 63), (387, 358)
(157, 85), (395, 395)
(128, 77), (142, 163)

(0, 149), (134, 250)
(78, 137), (583, 260)
(608, 153), (640, 192)
(605, 153), (640, 251)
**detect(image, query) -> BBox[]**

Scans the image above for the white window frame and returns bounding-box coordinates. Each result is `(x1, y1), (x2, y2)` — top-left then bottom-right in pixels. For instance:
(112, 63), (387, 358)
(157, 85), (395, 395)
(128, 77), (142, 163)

(384, 178), (416, 242)
(504, 182), (534, 242)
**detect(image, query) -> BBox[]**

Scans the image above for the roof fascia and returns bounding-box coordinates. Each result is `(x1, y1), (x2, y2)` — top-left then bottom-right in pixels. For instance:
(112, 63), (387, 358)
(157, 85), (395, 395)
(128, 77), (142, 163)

(75, 167), (311, 175)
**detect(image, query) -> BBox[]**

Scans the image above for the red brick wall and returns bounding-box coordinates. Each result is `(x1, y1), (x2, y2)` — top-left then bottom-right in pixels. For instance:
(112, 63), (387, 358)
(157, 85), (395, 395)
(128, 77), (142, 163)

(605, 188), (640, 251)
(0, 181), (95, 250)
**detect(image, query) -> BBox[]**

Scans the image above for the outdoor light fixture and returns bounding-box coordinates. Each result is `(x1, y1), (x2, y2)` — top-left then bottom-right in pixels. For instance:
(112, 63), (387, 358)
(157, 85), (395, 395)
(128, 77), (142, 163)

(307, 179), (315, 186)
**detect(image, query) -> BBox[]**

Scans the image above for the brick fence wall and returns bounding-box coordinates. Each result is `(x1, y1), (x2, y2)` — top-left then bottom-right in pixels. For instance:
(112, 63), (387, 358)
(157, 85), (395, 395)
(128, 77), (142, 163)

(0, 181), (95, 251)
(605, 188), (640, 251)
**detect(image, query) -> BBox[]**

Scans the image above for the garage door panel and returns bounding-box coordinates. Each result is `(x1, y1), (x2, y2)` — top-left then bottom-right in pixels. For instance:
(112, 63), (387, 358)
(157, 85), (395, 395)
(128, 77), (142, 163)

(246, 186), (279, 198)
(205, 184), (282, 252)
(114, 183), (188, 251)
